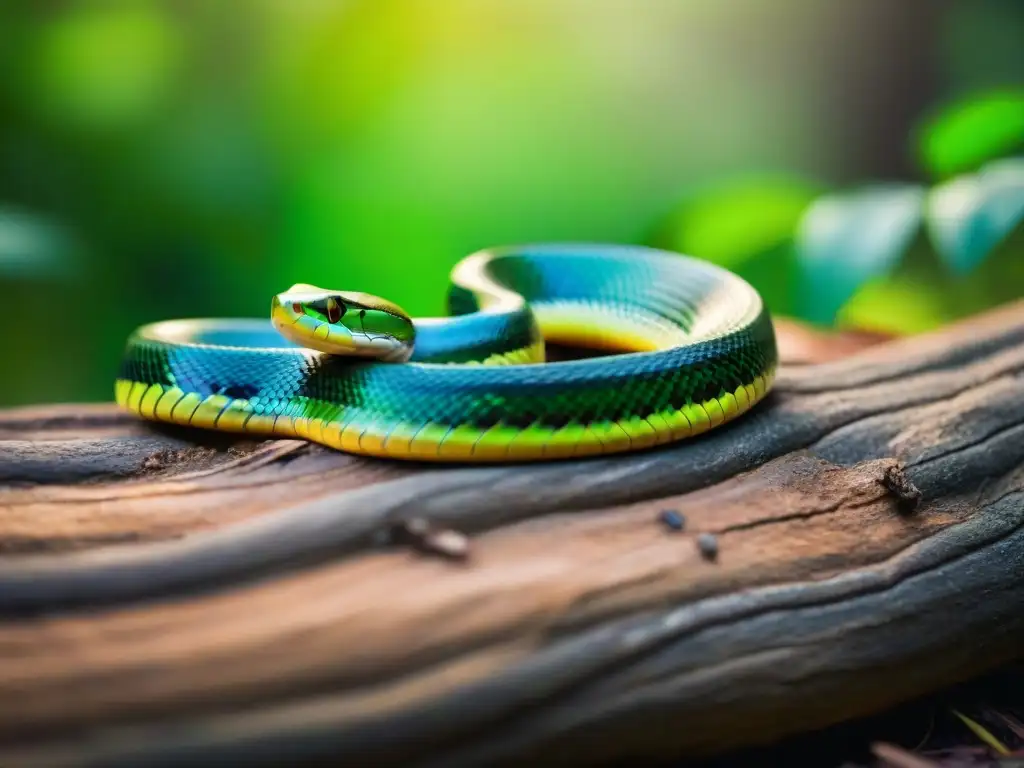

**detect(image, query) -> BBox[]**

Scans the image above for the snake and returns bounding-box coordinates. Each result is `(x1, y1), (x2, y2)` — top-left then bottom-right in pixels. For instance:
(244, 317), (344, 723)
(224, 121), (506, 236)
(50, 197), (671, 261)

(116, 243), (778, 463)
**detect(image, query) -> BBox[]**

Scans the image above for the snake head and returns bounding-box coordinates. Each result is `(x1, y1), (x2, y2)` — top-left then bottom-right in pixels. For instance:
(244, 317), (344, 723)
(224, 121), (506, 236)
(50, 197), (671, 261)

(271, 284), (415, 361)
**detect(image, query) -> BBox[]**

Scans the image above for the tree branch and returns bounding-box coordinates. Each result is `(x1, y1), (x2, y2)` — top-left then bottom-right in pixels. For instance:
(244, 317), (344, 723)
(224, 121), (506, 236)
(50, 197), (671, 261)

(1, 304), (1022, 767)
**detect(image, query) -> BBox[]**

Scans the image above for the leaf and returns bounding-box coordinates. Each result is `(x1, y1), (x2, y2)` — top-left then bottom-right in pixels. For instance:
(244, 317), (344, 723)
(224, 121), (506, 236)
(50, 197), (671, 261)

(952, 709), (1011, 756)
(837, 270), (950, 335)
(926, 156), (1024, 275)
(794, 184), (924, 324)
(916, 89), (1024, 179)
(842, 218), (1024, 335)
(663, 175), (820, 269)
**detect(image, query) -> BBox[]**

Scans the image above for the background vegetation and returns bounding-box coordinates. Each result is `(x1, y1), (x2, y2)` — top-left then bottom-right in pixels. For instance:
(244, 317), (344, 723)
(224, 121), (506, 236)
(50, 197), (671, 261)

(1, 0), (1022, 406)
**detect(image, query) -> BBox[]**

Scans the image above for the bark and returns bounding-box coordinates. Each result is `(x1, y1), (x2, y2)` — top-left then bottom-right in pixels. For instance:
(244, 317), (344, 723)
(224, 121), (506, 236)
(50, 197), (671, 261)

(0, 306), (1022, 768)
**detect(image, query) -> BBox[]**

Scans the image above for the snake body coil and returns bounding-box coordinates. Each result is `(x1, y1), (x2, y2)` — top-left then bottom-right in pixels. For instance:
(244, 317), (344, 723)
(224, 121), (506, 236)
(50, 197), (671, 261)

(116, 244), (778, 462)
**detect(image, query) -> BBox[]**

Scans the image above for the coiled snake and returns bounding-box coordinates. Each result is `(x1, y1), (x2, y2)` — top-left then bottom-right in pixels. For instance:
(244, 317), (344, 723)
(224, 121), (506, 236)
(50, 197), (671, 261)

(116, 243), (777, 462)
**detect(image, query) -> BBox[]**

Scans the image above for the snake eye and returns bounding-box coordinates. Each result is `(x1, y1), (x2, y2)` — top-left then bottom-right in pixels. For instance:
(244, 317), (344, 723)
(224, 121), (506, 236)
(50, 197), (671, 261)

(291, 302), (303, 314)
(326, 298), (343, 324)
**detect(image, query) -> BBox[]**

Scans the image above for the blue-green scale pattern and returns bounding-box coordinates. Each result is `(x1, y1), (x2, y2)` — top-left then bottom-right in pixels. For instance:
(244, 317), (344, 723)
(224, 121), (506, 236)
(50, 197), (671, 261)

(119, 244), (778, 439)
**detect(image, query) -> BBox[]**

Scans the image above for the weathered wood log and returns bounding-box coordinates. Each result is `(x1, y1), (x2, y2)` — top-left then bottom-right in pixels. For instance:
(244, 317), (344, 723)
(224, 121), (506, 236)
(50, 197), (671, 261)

(0, 305), (1022, 768)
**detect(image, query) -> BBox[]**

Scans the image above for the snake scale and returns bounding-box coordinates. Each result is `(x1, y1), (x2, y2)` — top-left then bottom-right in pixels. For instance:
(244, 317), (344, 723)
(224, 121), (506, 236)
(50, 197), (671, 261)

(116, 244), (778, 462)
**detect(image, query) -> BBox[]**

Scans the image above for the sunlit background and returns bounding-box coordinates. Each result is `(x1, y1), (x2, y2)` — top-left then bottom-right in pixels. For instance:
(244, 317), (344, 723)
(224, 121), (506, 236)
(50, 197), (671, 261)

(1, 0), (1022, 405)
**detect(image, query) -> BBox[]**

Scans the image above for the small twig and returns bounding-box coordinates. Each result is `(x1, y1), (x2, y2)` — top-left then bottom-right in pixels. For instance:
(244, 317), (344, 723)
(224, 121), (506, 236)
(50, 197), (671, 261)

(882, 463), (922, 513)
(986, 708), (1024, 742)
(871, 741), (942, 768)
(910, 705), (937, 752)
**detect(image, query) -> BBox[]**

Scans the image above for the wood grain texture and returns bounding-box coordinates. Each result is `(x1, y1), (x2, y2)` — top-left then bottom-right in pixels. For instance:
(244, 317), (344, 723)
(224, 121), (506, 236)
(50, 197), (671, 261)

(0, 307), (1022, 768)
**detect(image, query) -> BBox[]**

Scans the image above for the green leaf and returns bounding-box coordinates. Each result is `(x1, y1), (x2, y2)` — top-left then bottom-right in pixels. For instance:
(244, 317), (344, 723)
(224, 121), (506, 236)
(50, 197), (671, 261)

(795, 184), (924, 324)
(952, 710), (1011, 756)
(663, 175), (820, 269)
(916, 89), (1024, 179)
(837, 272), (949, 335)
(926, 156), (1024, 275)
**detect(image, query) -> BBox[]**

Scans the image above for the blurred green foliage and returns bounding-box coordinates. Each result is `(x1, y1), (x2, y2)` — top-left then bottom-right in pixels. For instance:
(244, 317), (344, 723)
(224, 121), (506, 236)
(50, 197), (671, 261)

(795, 184), (926, 325)
(0, 1), (1022, 406)
(927, 157), (1024, 274)
(660, 90), (1024, 333)
(916, 90), (1024, 179)
(803, 156), (1024, 333)
(654, 175), (823, 318)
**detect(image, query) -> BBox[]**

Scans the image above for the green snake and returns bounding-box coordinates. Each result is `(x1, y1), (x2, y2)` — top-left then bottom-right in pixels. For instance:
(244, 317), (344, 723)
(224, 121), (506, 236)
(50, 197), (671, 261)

(116, 244), (778, 462)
